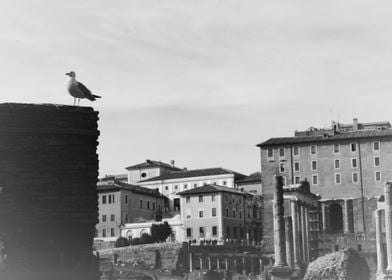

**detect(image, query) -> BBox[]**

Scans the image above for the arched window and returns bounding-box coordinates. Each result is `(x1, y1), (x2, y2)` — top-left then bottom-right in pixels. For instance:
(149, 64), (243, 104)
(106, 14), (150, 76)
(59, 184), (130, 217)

(329, 203), (343, 233)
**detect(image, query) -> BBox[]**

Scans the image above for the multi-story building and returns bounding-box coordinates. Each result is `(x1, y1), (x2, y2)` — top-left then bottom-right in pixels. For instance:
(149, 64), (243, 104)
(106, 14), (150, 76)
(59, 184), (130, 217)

(177, 184), (263, 244)
(236, 172), (262, 195)
(96, 179), (167, 240)
(138, 168), (246, 213)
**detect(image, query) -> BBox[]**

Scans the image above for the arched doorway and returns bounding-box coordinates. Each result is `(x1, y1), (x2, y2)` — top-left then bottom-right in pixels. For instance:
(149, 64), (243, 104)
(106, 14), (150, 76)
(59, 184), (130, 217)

(329, 203), (343, 233)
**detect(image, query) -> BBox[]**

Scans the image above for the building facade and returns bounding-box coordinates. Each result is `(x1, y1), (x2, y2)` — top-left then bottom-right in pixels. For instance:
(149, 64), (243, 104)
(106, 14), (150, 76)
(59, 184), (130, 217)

(178, 184), (263, 244)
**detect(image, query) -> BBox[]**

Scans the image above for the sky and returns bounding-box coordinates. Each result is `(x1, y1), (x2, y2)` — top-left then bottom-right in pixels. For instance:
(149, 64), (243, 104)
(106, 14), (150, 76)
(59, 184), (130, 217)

(2, 0), (392, 176)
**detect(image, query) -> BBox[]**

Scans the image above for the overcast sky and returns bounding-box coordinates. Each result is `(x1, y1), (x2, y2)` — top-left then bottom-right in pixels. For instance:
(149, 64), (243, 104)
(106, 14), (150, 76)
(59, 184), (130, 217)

(2, 0), (392, 176)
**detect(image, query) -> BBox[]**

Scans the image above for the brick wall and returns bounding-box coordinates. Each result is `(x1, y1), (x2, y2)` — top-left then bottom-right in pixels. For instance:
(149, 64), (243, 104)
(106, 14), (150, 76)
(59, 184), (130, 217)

(0, 103), (100, 280)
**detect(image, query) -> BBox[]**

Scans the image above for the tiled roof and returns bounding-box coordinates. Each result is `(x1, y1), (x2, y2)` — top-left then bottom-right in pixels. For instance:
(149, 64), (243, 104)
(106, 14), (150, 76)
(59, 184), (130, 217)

(237, 172), (261, 184)
(97, 180), (165, 198)
(257, 129), (392, 147)
(139, 167), (246, 183)
(177, 184), (247, 196)
(125, 159), (183, 171)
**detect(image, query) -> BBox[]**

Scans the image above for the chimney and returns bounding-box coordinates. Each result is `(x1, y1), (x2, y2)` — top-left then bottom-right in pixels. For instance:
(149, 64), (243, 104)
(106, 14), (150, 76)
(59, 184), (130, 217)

(353, 118), (358, 131)
(170, 160), (175, 167)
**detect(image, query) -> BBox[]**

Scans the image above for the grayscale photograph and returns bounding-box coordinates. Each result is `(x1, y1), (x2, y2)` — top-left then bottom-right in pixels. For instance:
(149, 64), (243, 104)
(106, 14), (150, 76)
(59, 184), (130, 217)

(0, 1), (391, 279)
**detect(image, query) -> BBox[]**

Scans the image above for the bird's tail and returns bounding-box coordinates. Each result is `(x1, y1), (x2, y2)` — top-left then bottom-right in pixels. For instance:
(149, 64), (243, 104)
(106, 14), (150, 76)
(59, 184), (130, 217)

(92, 94), (101, 99)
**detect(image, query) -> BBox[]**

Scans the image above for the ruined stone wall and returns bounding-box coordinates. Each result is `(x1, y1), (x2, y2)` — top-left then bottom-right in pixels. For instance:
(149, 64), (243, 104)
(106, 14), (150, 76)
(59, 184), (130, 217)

(0, 103), (100, 280)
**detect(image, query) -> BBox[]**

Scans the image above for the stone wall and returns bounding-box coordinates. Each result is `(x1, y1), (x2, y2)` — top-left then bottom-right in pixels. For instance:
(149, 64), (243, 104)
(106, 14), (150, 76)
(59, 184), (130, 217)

(0, 103), (100, 280)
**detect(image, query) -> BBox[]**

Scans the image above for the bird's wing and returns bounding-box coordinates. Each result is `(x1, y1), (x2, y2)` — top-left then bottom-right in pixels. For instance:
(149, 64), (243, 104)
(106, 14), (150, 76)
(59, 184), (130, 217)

(77, 81), (96, 100)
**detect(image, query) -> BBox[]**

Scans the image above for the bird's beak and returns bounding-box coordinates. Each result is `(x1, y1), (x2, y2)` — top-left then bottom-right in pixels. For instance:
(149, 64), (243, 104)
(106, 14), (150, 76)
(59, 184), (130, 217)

(65, 72), (70, 76)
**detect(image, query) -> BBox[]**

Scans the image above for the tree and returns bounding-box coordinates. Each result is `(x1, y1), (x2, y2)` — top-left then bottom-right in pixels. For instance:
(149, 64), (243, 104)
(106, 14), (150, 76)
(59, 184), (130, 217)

(150, 222), (172, 242)
(114, 236), (130, 248)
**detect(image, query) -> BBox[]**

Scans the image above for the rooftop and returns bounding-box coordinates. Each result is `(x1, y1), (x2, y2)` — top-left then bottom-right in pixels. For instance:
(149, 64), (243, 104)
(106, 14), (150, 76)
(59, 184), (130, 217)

(237, 172), (261, 184)
(97, 180), (166, 198)
(125, 159), (183, 171)
(177, 184), (249, 196)
(139, 167), (246, 183)
(257, 129), (392, 148)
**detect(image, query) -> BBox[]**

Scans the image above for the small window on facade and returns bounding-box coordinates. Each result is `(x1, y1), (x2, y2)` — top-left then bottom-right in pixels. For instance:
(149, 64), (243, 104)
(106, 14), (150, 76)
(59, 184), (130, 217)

(279, 162), (286, 173)
(294, 176), (300, 184)
(124, 213), (128, 223)
(102, 195), (107, 204)
(186, 196), (190, 203)
(193, 183), (197, 188)
(112, 195), (115, 203)
(102, 229), (106, 237)
(351, 143), (357, 152)
(282, 176), (287, 186)
(184, 184), (188, 189)
(312, 174), (318, 185)
(174, 185), (178, 190)
(226, 226), (230, 238)
(225, 195), (228, 202)
(310, 145), (317, 155)
(375, 156), (381, 167)
(211, 194), (215, 202)
(335, 173), (341, 184)
(351, 158), (358, 168)
(223, 181), (227, 185)
(225, 208), (229, 217)
(165, 186), (169, 190)
(279, 148), (285, 157)
(212, 226), (217, 236)
(352, 172), (359, 183)
(109, 195), (112, 204)
(232, 210), (236, 218)
(139, 200), (143, 208)
(311, 160), (318, 171)
(199, 210), (204, 218)
(293, 146), (299, 156)
(147, 201), (150, 209)
(186, 228), (192, 238)
(153, 202), (156, 211)
(125, 195), (128, 204)
(294, 161), (300, 172)
(334, 159), (340, 169)
(110, 214), (115, 221)
(212, 208), (216, 217)
(199, 195), (203, 203)
(110, 228), (115, 237)
(374, 141), (380, 152)
(334, 144), (340, 153)
(141, 172), (147, 178)
(102, 215), (106, 222)
(267, 148), (274, 159)
(239, 211), (242, 219)
(199, 227), (205, 238)
(376, 171), (381, 182)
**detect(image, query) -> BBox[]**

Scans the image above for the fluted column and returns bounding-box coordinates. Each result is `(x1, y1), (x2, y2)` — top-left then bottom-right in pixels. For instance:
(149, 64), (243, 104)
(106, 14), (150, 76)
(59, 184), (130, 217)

(321, 203), (328, 232)
(301, 203), (308, 262)
(304, 206), (310, 261)
(375, 209), (385, 274)
(290, 200), (301, 267)
(385, 183), (392, 271)
(273, 175), (287, 267)
(285, 216), (294, 268)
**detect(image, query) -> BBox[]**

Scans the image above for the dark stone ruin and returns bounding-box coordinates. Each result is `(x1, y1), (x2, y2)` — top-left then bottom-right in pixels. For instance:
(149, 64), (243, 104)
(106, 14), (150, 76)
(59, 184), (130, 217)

(0, 103), (100, 280)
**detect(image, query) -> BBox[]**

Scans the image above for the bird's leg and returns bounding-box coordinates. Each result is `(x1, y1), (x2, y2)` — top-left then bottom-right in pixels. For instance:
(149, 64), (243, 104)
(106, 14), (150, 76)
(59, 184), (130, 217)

(73, 98), (76, 106)
(78, 98), (80, 106)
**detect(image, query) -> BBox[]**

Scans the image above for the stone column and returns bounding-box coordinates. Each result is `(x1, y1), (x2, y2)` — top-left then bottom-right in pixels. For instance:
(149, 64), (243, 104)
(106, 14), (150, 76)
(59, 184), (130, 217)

(375, 209), (385, 274)
(385, 182), (392, 271)
(259, 258), (263, 275)
(290, 200), (301, 267)
(301, 203), (308, 262)
(217, 257), (220, 270)
(233, 257), (237, 273)
(304, 206), (310, 261)
(321, 203), (328, 232)
(273, 175), (287, 267)
(285, 216), (294, 268)
(344, 199), (351, 233)
(250, 257), (254, 274)
(242, 256), (246, 275)
(199, 256), (203, 270)
(225, 257), (228, 270)
(208, 257), (211, 270)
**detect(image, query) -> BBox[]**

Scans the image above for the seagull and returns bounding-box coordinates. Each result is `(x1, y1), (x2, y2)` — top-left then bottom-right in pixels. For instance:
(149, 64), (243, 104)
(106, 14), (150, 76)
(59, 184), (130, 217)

(65, 71), (101, 106)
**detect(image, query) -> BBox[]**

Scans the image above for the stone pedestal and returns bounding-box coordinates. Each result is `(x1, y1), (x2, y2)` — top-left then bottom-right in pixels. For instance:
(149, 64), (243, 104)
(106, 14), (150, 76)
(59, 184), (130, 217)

(285, 216), (294, 268)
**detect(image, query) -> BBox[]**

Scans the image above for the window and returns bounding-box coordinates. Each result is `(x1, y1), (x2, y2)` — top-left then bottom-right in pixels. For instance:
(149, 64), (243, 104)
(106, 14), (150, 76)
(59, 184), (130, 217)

(375, 156), (381, 167)
(186, 228), (192, 238)
(239, 211), (242, 219)
(102, 229), (106, 237)
(335, 173), (341, 184)
(223, 181), (227, 186)
(232, 210), (236, 218)
(226, 226), (230, 238)
(199, 195), (203, 203)
(225, 208), (229, 217)
(110, 228), (115, 237)
(294, 161), (300, 172)
(110, 214), (115, 222)
(333, 144), (340, 153)
(294, 176), (300, 184)
(212, 226), (217, 236)
(199, 227), (205, 238)
(213, 182), (217, 185)
(225, 195), (228, 202)
(125, 195), (128, 204)
(212, 208), (216, 217)
(153, 202), (156, 211)
(124, 213), (128, 223)
(351, 143), (357, 152)
(311, 160), (318, 171)
(374, 141), (380, 152)
(279, 148), (285, 157)
(310, 145), (317, 155)
(352, 172), (359, 183)
(165, 186), (169, 190)
(376, 171), (381, 182)
(312, 174), (318, 185)
(193, 184), (197, 188)
(351, 158), (358, 168)
(102, 215), (106, 222)
(334, 159), (340, 169)
(147, 201), (150, 209)
(199, 210), (204, 218)
(109, 195), (112, 204)
(267, 148), (274, 159)
(211, 194), (215, 202)
(186, 196), (190, 203)
(102, 195), (107, 204)
(293, 146), (300, 156)
(184, 184), (188, 189)
(174, 185), (178, 190)
(279, 162), (286, 173)
(139, 200), (143, 208)
(282, 176), (287, 186)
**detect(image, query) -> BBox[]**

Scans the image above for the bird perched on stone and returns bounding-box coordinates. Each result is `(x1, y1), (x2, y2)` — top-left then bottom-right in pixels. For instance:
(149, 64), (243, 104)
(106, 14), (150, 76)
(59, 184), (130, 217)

(66, 71), (101, 106)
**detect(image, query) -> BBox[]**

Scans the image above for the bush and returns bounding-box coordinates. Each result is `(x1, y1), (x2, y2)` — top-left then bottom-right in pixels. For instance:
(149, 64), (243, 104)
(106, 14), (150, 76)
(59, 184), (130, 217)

(150, 222), (172, 242)
(114, 236), (130, 248)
